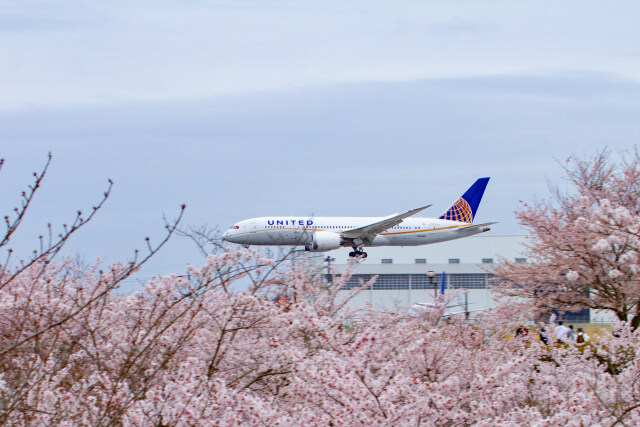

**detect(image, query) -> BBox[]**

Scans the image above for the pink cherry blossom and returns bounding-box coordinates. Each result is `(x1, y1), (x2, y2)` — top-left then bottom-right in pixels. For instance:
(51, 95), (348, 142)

(495, 150), (640, 329)
(2, 153), (640, 424)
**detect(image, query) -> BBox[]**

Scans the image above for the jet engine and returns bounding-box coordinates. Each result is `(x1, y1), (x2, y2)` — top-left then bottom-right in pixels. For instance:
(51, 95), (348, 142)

(306, 231), (343, 252)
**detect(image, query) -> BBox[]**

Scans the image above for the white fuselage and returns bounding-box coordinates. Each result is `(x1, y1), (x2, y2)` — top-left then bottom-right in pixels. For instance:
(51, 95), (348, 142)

(222, 216), (486, 249)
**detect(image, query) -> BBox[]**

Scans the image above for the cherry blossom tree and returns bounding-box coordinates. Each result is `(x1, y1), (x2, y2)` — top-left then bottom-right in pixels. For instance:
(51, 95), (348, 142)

(0, 155), (184, 423)
(4, 154), (640, 425)
(4, 248), (640, 425)
(494, 150), (640, 328)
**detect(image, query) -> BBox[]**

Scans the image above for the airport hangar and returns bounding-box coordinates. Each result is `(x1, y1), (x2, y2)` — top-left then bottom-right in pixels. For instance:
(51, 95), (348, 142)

(323, 234), (598, 324)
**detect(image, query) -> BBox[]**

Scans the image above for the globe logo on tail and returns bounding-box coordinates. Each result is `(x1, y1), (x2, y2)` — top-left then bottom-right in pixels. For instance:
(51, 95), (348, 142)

(442, 198), (473, 223)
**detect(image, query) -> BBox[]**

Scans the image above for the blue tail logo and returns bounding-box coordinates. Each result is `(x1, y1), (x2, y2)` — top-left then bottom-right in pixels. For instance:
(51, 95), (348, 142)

(439, 177), (490, 223)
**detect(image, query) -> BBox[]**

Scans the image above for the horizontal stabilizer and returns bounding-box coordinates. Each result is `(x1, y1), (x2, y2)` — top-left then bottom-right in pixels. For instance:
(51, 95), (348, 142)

(454, 222), (496, 233)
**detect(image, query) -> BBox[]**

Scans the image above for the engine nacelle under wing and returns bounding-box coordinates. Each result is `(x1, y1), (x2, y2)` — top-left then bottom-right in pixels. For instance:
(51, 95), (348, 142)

(306, 231), (343, 252)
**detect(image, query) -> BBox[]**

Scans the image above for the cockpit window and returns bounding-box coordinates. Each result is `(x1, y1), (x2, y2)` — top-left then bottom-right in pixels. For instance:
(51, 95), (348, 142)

(231, 225), (239, 229)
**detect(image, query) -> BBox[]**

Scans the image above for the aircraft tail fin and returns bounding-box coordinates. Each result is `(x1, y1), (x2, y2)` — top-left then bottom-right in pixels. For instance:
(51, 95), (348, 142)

(439, 177), (490, 223)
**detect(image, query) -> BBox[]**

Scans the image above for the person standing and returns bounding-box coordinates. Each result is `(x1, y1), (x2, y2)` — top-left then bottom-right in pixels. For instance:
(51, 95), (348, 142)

(539, 326), (549, 344)
(576, 327), (590, 344)
(555, 321), (570, 343)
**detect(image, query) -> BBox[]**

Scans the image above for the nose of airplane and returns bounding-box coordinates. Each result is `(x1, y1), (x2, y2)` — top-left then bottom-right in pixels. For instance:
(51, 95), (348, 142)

(222, 230), (230, 241)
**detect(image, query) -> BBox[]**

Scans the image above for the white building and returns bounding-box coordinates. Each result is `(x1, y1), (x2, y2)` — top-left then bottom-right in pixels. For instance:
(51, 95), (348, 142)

(327, 234), (592, 323)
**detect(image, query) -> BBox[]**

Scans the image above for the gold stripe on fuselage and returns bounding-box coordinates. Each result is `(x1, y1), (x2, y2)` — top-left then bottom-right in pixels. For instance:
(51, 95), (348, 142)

(380, 224), (471, 235)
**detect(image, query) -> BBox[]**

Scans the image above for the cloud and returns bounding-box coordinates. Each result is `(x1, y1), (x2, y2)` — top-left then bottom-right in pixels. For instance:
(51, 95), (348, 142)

(1, 1), (640, 111)
(2, 73), (638, 224)
(0, 12), (73, 32)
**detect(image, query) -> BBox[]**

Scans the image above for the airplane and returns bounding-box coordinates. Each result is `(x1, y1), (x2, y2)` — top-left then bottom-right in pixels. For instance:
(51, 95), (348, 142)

(409, 302), (478, 320)
(222, 177), (495, 258)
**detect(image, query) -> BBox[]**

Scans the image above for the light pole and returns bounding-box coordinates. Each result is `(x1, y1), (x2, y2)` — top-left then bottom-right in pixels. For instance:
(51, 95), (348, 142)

(427, 270), (436, 298)
(325, 256), (335, 283)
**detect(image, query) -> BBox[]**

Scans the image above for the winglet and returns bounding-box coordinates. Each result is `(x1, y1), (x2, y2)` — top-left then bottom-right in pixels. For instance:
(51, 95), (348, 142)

(440, 177), (490, 222)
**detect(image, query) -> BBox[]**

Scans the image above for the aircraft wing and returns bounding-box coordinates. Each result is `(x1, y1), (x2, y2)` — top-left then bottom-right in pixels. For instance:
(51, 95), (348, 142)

(341, 205), (431, 242)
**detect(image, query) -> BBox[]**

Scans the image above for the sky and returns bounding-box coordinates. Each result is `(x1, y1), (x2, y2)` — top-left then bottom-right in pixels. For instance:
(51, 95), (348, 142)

(1, 1), (639, 289)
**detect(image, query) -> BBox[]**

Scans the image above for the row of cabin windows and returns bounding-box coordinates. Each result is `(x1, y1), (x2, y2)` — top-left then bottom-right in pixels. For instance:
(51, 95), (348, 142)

(378, 257), (527, 264)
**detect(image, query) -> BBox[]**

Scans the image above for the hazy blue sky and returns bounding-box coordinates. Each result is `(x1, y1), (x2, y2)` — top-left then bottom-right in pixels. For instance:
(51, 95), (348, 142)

(1, 2), (639, 288)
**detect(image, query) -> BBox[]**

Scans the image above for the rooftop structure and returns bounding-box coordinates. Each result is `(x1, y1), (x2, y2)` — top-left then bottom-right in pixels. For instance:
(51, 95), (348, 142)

(326, 235), (592, 323)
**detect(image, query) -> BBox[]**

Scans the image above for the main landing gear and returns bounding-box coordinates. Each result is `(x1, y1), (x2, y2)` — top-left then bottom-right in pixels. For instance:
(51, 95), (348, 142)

(348, 248), (367, 258)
